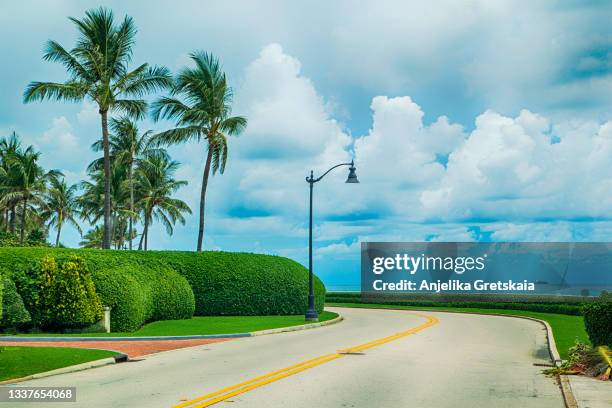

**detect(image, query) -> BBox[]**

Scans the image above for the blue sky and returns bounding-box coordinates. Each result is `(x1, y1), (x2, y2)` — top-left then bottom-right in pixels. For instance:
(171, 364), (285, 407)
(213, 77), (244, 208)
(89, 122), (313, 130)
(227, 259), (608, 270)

(3, 1), (612, 288)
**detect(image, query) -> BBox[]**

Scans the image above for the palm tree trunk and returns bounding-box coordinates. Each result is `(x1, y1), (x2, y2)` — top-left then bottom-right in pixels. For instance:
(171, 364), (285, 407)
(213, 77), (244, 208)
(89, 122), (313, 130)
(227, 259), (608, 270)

(137, 229), (144, 250)
(129, 162), (134, 250)
(9, 205), (16, 233)
(197, 148), (213, 252)
(100, 109), (112, 249)
(20, 196), (27, 245)
(143, 216), (149, 251)
(55, 216), (62, 247)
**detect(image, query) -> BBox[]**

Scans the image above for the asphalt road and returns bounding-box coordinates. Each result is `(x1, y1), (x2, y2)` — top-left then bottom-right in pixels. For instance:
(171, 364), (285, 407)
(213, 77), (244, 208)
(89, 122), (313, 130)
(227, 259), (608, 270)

(1, 307), (564, 408)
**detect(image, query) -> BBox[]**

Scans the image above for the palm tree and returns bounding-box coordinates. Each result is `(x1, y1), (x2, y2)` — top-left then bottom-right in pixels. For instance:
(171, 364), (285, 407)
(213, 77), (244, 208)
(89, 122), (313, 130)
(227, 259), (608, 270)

(0, 146), (60, 244)
(0, 132), (23, 233)
(90, 117), (167, 249)
(23, 7), (172, 249)
(152, 52), (246, 251)
(79, 165), (131, 247)
(135, 155), (191, 250)
(42, 176), (82, 246)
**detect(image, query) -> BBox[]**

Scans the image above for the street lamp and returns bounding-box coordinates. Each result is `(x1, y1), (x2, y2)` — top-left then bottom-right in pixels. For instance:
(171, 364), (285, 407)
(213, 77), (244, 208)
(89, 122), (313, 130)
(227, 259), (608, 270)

(305, 160), (359, 321)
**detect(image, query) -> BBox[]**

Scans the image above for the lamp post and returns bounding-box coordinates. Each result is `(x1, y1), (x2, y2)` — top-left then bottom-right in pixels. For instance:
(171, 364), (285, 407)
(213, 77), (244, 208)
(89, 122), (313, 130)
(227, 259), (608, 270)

(305, 160), (359, 321)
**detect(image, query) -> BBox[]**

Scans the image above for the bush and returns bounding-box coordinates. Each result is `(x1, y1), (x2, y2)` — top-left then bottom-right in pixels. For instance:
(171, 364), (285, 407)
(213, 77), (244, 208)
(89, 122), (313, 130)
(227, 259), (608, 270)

(0, 248), (326, 320)
(161, 252), (325, 316)
(326, 292), (585, 315)
(583, 294), (612, 347)
(0, 275), (31, 328)
(33, 255), (103, 330)
(93, 264), (194, 332)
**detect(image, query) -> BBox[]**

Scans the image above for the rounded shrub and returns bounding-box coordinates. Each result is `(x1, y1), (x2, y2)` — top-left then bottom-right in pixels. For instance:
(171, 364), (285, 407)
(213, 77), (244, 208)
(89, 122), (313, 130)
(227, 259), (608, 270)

(1, 276), (31, 328)
(92, 268), (147, 332)
(92, 263), (194, 332)
(161, 251), (326, 316)
(583, 294), (612, 347)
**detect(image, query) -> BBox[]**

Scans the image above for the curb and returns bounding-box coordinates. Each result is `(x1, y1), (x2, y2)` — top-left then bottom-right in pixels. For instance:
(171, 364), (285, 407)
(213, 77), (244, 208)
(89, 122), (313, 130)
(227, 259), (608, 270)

(250, 314), (343, 336)
(0, 353), (127, 385)
(0, 333), (250, 342)
(0, 314), (344, 342)
(329, 305), (577, 408)
(0, 315), (344, 384)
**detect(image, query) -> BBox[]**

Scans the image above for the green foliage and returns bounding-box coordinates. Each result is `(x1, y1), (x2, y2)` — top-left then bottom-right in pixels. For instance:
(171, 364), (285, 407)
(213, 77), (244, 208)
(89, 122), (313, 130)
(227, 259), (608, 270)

(93, 264), (194, 332)
(0, 231), (48, 247)
(0, 248), (326, 326)
(161, 251), (325, 315)
(0, 275), (31, 328)
(33, 255), (103, 329)
(583, 293), (612, 347)
(326, 293), (584, 315)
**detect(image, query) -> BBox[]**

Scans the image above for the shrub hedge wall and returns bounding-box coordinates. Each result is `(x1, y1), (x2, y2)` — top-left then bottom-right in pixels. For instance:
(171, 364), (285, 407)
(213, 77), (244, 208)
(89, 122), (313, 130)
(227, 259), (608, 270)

(93, 264), (194, 331)
(326, 292), (585, 315)
(0, 248), (325, 331)
(583, 294), (612, 347)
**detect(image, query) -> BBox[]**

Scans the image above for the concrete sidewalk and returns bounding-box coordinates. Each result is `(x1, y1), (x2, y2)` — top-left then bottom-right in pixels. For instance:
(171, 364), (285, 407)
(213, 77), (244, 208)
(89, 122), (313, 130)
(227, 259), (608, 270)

(567, 375), (612, 408)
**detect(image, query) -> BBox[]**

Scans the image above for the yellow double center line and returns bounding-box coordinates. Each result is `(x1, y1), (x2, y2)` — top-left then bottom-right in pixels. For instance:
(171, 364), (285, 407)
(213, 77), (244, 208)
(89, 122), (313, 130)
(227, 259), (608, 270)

(174, 312), (439, 408)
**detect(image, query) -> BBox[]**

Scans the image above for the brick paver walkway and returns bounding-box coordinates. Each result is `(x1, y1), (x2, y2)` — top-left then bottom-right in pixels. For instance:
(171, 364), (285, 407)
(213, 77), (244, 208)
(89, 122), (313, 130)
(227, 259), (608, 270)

(0, 338), (232, 358)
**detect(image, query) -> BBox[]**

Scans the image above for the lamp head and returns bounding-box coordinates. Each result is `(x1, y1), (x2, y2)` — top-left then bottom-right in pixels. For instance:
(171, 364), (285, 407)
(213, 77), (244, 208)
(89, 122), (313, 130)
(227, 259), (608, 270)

(345, 160), (359, 183)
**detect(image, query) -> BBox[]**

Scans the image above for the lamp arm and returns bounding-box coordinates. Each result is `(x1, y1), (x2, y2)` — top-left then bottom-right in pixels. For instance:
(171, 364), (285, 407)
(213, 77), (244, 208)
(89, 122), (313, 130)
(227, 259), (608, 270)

(309, 161), (353, 183)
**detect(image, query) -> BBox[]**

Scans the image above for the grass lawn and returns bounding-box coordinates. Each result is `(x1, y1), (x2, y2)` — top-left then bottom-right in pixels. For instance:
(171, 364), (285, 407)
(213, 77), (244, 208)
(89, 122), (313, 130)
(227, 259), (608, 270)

(0, 346), (117, 382)
(327, 302), (587, 360)
(7, 311), (339, 338)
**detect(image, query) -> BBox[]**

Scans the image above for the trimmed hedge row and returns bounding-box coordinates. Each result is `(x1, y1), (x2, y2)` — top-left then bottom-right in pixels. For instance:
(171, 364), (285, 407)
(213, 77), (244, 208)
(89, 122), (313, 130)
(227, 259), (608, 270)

(0, 248), (325, 330)
(159, 251), (325, 316)
(583, 294), (612, 347)
(326, 293), (585, 315)
(93, 264), (194, 331)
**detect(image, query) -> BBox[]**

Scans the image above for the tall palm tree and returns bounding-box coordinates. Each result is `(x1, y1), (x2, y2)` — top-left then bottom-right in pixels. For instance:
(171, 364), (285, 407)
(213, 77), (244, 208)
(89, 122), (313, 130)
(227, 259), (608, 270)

(135, 155), (191, 250)
(0, 146), (60, 244)
(23, 7), (171, 249)
(152, 52), (246, 251)
(0, 132), (23, 233)
(90, 117), (167, 249)
(79, 165), (131, 247)
(42, 176), (82, 246)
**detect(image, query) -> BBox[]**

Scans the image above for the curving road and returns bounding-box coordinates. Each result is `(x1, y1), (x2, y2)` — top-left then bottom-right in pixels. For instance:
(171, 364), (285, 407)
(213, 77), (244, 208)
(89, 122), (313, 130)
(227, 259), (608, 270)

(0, 307), (564, 408)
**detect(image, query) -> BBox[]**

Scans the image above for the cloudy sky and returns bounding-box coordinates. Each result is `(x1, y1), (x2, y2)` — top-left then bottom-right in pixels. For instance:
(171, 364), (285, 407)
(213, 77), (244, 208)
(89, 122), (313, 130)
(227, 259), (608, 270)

(2, 1), (612, 288)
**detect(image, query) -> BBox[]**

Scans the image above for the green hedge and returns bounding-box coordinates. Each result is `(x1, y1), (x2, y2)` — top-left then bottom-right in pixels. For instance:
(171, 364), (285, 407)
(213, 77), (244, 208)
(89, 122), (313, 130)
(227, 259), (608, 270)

(93, 264), (194, 332)
(1, 276), (31, 328)
(326, 293), (585, 315)
(33, 255), (103, 330)
(160, 252), (325, 315)
(0, 248), (325, 328)
(583, 294), (612, 347)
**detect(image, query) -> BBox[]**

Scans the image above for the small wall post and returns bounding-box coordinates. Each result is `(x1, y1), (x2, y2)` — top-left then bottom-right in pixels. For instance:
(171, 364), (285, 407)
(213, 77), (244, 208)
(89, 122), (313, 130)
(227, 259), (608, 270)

(103, 307), (111, 333)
